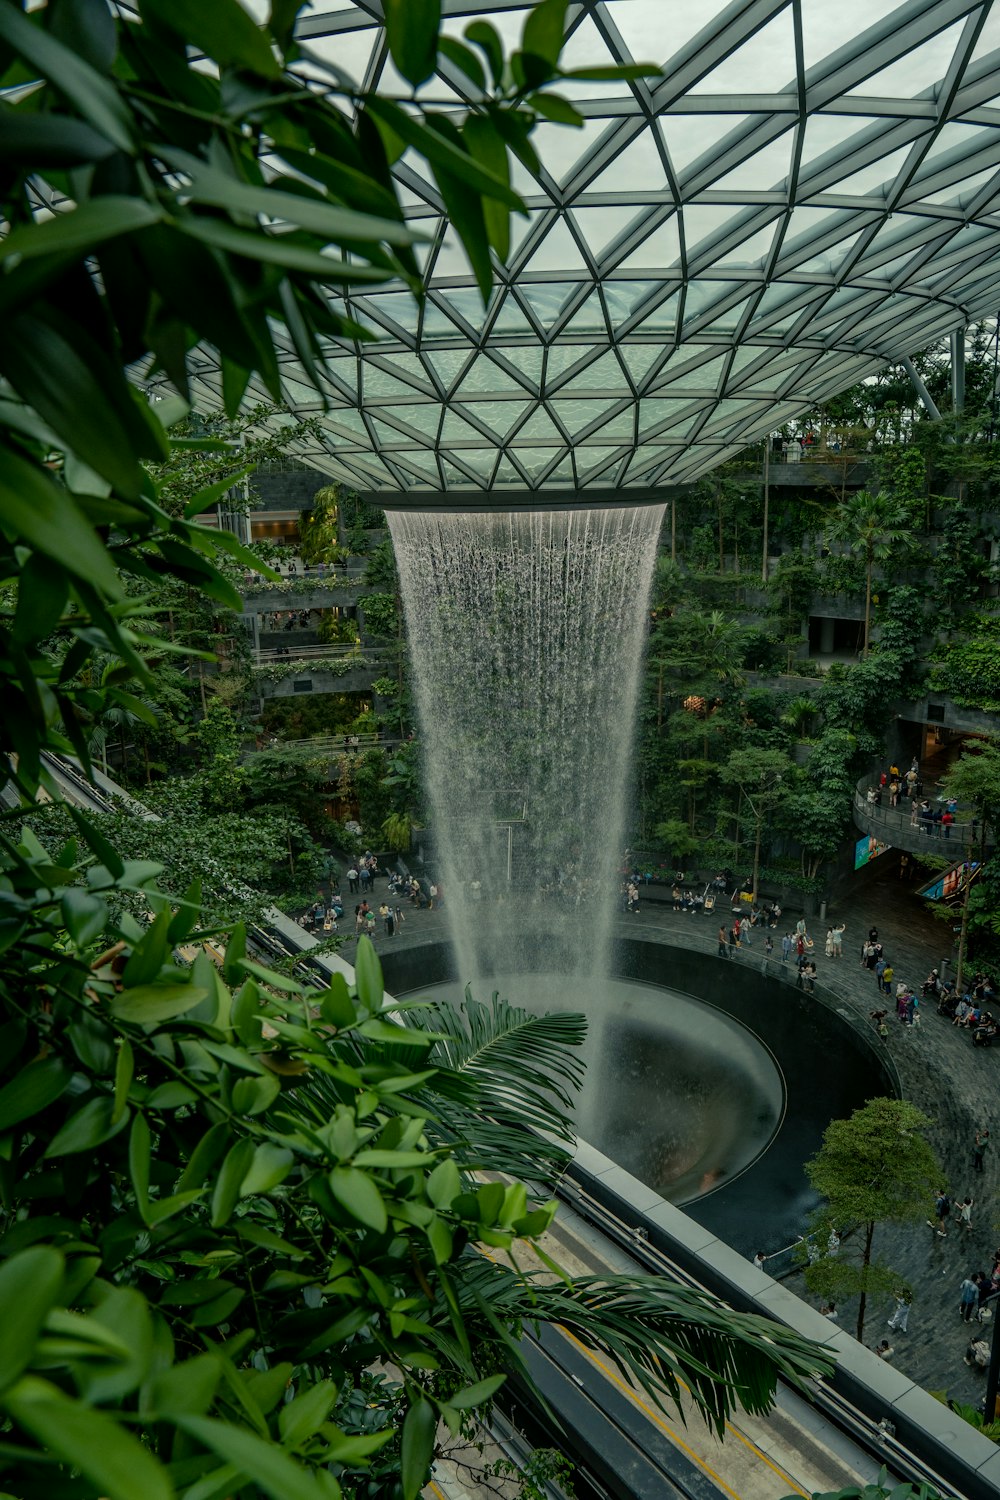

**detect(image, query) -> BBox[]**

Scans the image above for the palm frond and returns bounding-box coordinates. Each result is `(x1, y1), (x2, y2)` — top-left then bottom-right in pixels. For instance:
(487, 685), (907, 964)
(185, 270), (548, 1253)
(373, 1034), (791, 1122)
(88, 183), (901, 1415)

(449, 1259), (832, 1436)
(408, 990), (587, 1181)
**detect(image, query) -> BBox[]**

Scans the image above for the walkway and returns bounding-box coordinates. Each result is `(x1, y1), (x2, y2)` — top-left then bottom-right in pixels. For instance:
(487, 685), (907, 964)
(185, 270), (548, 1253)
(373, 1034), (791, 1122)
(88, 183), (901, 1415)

(335, 861), (997, 1410)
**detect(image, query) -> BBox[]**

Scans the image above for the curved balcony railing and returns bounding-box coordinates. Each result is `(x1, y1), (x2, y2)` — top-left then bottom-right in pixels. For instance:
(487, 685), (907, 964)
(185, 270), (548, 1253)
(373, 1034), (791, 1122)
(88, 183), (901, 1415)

(852, 778), (994, 858)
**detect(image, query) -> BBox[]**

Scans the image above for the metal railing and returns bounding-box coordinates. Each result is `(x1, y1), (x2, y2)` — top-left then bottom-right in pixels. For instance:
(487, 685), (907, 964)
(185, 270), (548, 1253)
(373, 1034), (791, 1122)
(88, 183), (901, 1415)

(852, 777), (993, 857)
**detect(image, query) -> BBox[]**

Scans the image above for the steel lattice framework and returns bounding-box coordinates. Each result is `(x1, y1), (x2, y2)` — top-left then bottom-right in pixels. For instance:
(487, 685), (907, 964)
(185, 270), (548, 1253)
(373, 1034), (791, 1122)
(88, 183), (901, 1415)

(184, 0), (1000, 496)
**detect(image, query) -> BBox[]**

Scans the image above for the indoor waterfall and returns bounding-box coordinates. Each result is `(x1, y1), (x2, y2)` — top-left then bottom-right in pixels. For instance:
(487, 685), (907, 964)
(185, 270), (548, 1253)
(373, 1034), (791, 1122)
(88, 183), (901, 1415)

(388, 505), (665, 986)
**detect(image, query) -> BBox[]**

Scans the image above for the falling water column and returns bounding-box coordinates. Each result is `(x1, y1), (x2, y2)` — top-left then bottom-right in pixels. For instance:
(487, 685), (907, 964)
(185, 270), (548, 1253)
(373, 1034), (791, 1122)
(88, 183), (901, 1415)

(388, 505), (665, 988)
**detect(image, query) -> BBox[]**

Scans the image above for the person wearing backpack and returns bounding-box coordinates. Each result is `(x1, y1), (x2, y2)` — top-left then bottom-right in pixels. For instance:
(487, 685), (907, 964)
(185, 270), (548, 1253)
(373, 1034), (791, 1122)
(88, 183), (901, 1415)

(929, 1189), (951, 1237)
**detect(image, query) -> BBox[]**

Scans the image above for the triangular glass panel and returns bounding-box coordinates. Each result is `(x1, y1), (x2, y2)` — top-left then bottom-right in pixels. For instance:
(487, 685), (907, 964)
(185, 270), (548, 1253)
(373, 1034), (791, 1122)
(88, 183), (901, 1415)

(655, 354), (727, 391)
(798, 115), (882, 176)
(592, 406), (635, 440)
(323, 361), (358, 400)
(494, 456), (525, 486)
(511, 407), (562, 444)
(665, 115), (748, 176)
(439, 288), (488, 330)
(322, 411), (370, 444)
(846, 21), (964, 97)
(389, 403), (442, 440)
(628, 291), (680, 336)
(554, 14), (626, 100)
(920, 169), (999, 208)
(528, 116), (611, 188)
(709, 131), (794, 193)
(495, 402), (534, 439)
(586, 128), (668, 193)
(792, 229), (866, 276)
(420, 299), (459, 339)
(545, 344), (600, 383)
(442, 460), (478, 488)
(455, 356), (526, 397)
(556, 351), (626, 393)
(612, 216), (681, 271)
(799, 1), (901, 70)
(603, 281), (660, 326)
(521, 215), (588, 274)
(361, 293), (420, 335)
(691, 9), (797, 94)
(441, 410), (486, 445)
(518, 282), (577, 329)
(490, 295), (535, 335)
(699, 296), (753, 334)
(638, 399), (696, 436)
(708, 221), (780, 269)
(517, 447), (564, 479)
(824, 145), (914, 197)
(619, 344), (662, 385)
(393, 454), (440, 486)
(423, 349), (470, 391)
(559, 289), (607, 337)
(550, 399), (616, 437)
(450, 447), (495, 480)
(968, 7), (1000, 67)
(304, 29), (377, 88)
(544, 455), (576, 486)
(571, 205), (645, 262)
(361, 364), (421, 400)
(576, 447), (621, 481)
(496, 347), (544, 391)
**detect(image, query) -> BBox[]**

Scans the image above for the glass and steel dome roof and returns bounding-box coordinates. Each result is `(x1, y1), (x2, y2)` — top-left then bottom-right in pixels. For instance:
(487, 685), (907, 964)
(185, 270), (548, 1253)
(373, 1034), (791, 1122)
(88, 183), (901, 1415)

(189, 0), (1000, 495)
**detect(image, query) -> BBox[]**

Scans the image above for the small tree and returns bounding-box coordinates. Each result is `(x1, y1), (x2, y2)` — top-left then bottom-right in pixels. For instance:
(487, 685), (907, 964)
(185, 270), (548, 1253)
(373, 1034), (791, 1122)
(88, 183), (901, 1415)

(718, 747), (791, 903)
(804, 1099), (941, 1341)
(825, 491), (912, 656)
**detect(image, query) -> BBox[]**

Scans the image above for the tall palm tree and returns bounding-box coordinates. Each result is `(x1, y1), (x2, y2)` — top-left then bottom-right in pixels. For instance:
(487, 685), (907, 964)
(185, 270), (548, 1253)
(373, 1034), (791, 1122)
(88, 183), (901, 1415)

(825, 490), (911, 656)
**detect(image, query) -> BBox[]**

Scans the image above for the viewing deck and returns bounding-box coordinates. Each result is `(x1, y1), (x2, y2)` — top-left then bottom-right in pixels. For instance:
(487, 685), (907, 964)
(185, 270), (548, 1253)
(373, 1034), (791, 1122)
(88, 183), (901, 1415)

(851, 777), (994, 858)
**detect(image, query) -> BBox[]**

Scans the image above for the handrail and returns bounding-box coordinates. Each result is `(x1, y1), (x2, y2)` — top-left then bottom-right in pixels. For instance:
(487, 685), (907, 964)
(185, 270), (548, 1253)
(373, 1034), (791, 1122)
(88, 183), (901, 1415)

(254, 644), (398, 663)
(852, 776), (992, 856)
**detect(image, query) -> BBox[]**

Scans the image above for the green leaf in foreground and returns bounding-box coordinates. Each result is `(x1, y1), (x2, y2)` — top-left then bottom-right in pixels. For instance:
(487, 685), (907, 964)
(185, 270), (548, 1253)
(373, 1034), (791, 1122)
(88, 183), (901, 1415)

(4, 1379), (173, 1500)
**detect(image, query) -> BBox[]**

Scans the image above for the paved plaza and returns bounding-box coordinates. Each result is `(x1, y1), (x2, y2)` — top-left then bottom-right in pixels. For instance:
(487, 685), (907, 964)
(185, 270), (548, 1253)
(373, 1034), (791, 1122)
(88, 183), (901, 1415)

(337, 861), (997, 1409)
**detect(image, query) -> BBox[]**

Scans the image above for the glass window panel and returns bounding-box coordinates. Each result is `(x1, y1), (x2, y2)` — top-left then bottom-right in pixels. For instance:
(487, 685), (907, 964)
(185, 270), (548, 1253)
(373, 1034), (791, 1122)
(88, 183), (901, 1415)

(420, 300), (458, 339)
(594, 407), (636, 439)
(604, 280), (660, 324)
(361, 293), (420, 333)
(800, 0), (902, 69)
(657, 353), (726, 389)
(500, 347), (543, 389)
(439, 288), (488, 328)
(847, 22), (965, 98)
(572, 205), (645, 260)
(611, 0), (709, 65)
(519, 282), (579, 328)
(554, 14), (628, 100)
(826, 145), (914, 195)
(512, 408), (562, 443)
(544, 344), (598, 381)
(550, 399), (617, 436)
(362, 364), (420, 399)
(709, 222), (779, 268)
(441, 410), (485, 444)
(322, 410), (368, 440)
(613, 216), (681, 269)
(799, 114), (882, 174)
(424, 350), (470, 389)
(920, 168), (998, 206)
(395, 456), (440, 485)
(517, 447), (564, 478)
(628, 291), (680, 334)
(664, 115), (748, 175)
(560, 289), (608, 337)
(699, 296), (752, 333)
(557, 351), (626, 391)
(455, 356), (525, 396)
(450, 447), (495, 479)
(304, 27), (377, 85)
(491, 297), (534, 334)
(710, 132), (794, 192)
(619, 344), (662, 384)
(638, 399), (696, 435)
(544, 456), (576, 485)
(586, 128), (668, 192)
(494, 457), (524, 485)
(530, 117), (611, 186)
(796, 230), (865, 274)
(391, 403), (441, 438)
(522, 216), (588, 273)
(691, 9), (796, 94)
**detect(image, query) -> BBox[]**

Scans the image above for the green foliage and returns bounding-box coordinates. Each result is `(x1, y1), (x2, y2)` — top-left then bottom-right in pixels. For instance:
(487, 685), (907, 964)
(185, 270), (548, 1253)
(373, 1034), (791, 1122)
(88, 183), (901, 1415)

(359, 593), (400, 640)
(804, 1099), (941, 1340)
(299, 488), (347, 568)
(253, 655), (375, 685)
(783, 1468), (949, 1500)
(931, 613), (1000, 711)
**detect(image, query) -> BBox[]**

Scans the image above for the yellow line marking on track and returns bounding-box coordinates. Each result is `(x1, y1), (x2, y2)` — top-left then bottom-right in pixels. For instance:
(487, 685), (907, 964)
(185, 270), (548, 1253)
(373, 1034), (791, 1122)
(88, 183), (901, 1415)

(559, 1327), (807, 1499)
(426, 1482), (447, 1499)
(558, 1327), (742, 1500)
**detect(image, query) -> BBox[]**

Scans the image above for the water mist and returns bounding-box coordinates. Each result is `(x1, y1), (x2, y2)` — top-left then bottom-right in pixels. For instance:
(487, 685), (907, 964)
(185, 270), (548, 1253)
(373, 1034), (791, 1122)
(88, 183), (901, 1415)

(388, 505), (665, 986)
